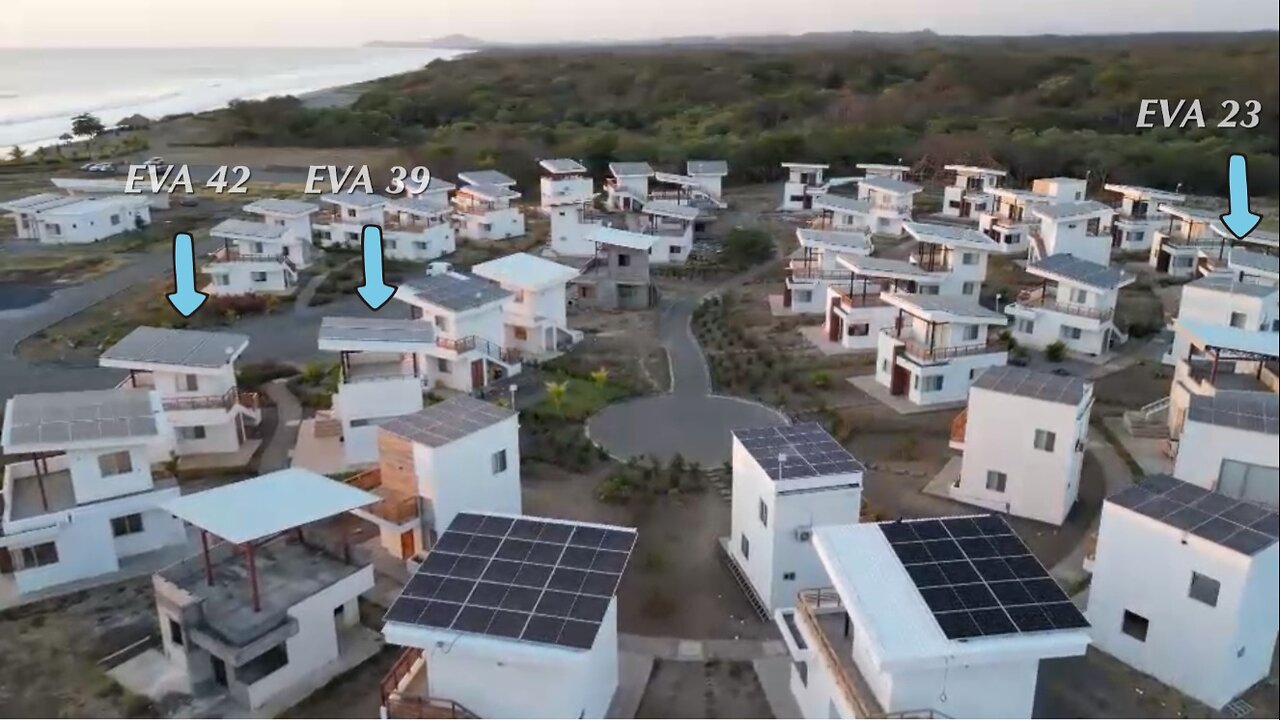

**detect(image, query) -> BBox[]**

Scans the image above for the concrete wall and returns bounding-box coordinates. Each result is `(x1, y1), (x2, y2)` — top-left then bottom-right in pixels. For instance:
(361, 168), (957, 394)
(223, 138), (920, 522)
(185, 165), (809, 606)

(67, 445), (157, 504)
(337, 376), (424, 466)
(1087, 504), (1278, 709)
(1166, 285), (1279, 364)
(875, 331), (1008, 406)
(459, 206), (525, 241)
(548, 206), (599, 257)
(1174, 420), (1279, 506)
(540, 176), (594, 209)
(38, 203), (150, 244)
(205, 259), (292, 295)
(414, 416), (521, 535)
(1039, 218), (1111, 266)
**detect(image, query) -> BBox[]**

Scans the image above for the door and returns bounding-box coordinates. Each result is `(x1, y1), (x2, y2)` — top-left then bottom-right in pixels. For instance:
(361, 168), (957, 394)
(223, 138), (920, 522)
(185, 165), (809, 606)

(802, 195), (812, 210)
(961, 200), (973, 218)
(470, 360), (485, 390)
(783, 286), (793, 308)
(211, 656), (228, 688)
(399, 530), (416, 559)
(827, 297), (842, 342)
(889, 349), (909, 396)
(1111, 226), (1123, 248)
(1156, 249), (1171, 273)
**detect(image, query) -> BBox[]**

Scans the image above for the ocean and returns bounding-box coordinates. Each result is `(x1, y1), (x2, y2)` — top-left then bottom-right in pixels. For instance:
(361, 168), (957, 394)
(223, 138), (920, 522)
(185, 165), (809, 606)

(0, 47), (461, 149)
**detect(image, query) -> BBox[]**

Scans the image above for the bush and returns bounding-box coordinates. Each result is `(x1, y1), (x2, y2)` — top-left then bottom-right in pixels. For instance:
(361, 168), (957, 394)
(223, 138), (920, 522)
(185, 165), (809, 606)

(809, 370), (832, 389)
(721, 228), (774, 270)
(1045, 341), (1068, 362)
(237, 361), (298, 388)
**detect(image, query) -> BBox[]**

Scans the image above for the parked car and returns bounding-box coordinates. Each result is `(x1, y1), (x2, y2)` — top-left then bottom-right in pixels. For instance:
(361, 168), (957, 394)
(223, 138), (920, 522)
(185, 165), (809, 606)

(79, 162), (98, 171)
(141, 156), (167, 167)
(89, 163), (118, 174)
(178, 196), (199, 207)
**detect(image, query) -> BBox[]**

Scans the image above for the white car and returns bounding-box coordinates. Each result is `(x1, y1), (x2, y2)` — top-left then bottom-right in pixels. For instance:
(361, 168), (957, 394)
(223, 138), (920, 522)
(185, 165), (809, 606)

(141, 156), (167, 166)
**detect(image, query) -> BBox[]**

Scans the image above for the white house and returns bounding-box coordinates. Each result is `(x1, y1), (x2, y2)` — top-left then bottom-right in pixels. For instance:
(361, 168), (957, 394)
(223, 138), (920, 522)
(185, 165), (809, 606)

(875, 293), (1009, 407)
(822, 255), (937, 353)
(100, 326), (262, 459)
(394, 267), (522, 392)
(365, 395), (521, 558)
(856, 163), (911, 181)
(685, 159), (729, 205)
(1208, 227), (1279, 280)
(604, 161), (653, 212)
(380, 512), (637, 719)
(1086, 473), (1279, 710)
(1223, 246), (1280, 285)
(781, 162), (830, 211)
(942, 165), (1006, 219)
(1, 388), (186, 598)
(1030, 177), (1088, 202)
(0, 192), (151, 244)
(455, 170), (526, 241)
(856, 175), (922, 236)
(774, 515), (1090, 719)
(51, 175), (172, 209)
(1172, 391), (1278, 508)
(812, 194), (873, 234)
(902, 221), (997, 298)
(1028, 200), (1115, 266)
(724, 423), (864, 615)
(1103, 183), (1185, 252)
(472, 252), (582, 358)
(314, 192), (455, 262)
(1006, 253), (1134, 356)
(540, 159), (608, 258)
(316, 317), (433, 468)
(538, 158), (594, 211)
(154, 469), (378, 714)
(206, 198), (319, 296)
(784, 228), (872, 314)
(978, 188), (1055, 255)
(949, 366), (1092, 525)
(639, 200), (699, 264)
(1166, 320), (1279, 440)
(1147, 204), (1228, 278)
(1163, 275), (1280, 366)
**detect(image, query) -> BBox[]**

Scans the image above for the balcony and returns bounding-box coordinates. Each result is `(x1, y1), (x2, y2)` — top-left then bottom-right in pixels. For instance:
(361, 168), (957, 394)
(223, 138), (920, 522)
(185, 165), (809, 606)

(346, 468), (420, 525)
(162, 387), (237, 412)
(882, 328), (1005, 364)
(1014, 287), (1113, 322)
(837, 290), (891, 310)
(209, 247), (297, 273)
(789, 265), (850, 282)
(343, 360), (417, 385)
(1154, 230), (1220, 252)
(380, 647), (478, 719)
(435, 335), (521, 365)
(1176, 358), (1274, 395)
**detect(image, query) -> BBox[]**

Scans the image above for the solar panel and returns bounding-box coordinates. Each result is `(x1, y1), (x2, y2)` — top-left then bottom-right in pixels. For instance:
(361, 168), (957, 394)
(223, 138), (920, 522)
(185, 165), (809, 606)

(1107, 474), (1279, 556)
(732, 423), (864, 481)
(880, 515), (1089, 641)
(384, 513), (637, 650)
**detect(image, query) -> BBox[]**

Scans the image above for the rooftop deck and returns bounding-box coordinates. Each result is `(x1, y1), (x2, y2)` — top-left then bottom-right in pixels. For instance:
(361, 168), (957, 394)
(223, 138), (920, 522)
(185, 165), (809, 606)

(5, 458), (177, 522)
(883, 328), (1006, 364)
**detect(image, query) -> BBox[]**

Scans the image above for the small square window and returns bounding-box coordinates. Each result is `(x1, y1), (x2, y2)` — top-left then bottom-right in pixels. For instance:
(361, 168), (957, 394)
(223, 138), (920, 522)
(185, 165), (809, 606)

(436, 358), (451, 373)
(740, 534), (750, 559)
(111, 513), (145, 537)
(962, 324), (980, 341)
(1229, 312), (1247, 329)
(617, 254), (631, 267)
(986, 471), (1008, 492)
(1034, 429), (1056, 452)
(783, 572), (796, 581)
(492, 449), (508, 474)
(98, 450), (134, 477)
(759, 499), (768, 527)
(1121, 610), (1149, 641)
(250, 271), (269, 282)
(169, 618), (183, 647)
(182, 374), (199, 391)
(962, 281), (976, 295)
(1188, 572), (1220, 607)
(848, 323), (869, 337)
(513, 326), (528, 341)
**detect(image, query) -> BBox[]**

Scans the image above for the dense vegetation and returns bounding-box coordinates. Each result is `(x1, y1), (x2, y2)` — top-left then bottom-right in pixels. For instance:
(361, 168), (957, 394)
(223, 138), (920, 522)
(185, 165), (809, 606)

(219, 34), (1280, 196)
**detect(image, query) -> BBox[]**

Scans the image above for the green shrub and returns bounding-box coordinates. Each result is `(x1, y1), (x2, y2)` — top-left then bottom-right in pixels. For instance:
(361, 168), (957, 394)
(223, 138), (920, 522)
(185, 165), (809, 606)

(1045, 341), (1068, 362)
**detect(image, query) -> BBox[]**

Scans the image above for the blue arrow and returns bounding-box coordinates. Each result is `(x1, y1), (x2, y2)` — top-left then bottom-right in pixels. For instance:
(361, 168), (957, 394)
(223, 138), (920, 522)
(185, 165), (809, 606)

(357, 224), (397, 311)
(166, 232), (207, 317)
(1219, 154), (1261, 240)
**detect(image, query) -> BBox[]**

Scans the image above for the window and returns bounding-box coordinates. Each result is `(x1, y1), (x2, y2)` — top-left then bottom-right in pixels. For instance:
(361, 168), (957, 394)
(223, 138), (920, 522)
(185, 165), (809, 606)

(918, 285), (940, 295)
(98, 450), (134, 477)
(212, 274), (229, 286)
(1060, 326), (1083, 340)
(1229, 312), (1247, 329)
(250, 271), (269, 283)
(848, 323), (869, 337)
(387, 240), (398, 250)
(740, 534), (750, 559)
(178, 426), (207, 440)
(1121, 610), (1149, 641)
(182, 374), (199, 391)
(238, 642), (289, 684)
(783, 572), (796, 581)
(670, 245), (682, 255)
(1034, 429), (1057, 452)
(794, 290), (812, 303)
(110, 214), (121, 225)
(251, 242), (265, 254)
(759, 499), (768, 527)
(1217, 459), (1280, 507)
(434, 315), (448, 331)
(986, 471), (1008, 492)
(492, 449), (508, 474)
(345, 231), (359, 242)
(1071, 288), (1088, 304)
(1130, 231), (1145, 244)
(1188, 572), (1220, 607)
(169, 619), (184, 647)
(436, 358), (451, 373)
(112, 513), (145, 537)
(47, 223), (62, 235)
(413, 241), (428, 251)
(961, 252), (978, 265)
(345, 208), (357, 218)
(513, 326), (528, 341)
(18, 542), (59, 569)
(922, 376), (944, 393)
(962, 281), (976, 295)
(962, 324), (980, 341)
(1017, 319), (1035, 334)
(617, 254), (631, 267)
(796, 661), (809, 687)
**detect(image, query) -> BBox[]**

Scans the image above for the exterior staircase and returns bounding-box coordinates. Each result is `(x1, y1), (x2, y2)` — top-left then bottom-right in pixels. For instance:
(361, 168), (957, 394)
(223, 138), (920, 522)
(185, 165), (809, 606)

(1123, 396), (1171, 439)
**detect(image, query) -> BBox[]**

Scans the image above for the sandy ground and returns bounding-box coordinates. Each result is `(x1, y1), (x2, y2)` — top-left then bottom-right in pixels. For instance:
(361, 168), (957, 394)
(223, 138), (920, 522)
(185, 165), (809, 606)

(635, 659), (773, 719)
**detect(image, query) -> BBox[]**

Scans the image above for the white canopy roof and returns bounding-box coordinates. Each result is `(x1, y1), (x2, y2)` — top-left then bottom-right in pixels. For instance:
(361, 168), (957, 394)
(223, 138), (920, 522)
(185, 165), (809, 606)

(163, 469), (377, 544)
(587, 225), (657, 251)
(473, 252), (580, 290)
(1178, 319), (1280, 358)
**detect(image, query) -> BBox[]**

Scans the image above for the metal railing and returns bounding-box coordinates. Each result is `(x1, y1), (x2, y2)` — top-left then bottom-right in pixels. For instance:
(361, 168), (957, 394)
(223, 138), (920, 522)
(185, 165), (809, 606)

(162, 387), (237, 412)
(796, 589), (880, 719)
(838, 291), (890, 310)
(1016, 288), (1113, 321)
(380, 648), (478, 719)
(789, 266), (850, 281)
(881, 328), (1005, 363)
(436, 335), (521, 364)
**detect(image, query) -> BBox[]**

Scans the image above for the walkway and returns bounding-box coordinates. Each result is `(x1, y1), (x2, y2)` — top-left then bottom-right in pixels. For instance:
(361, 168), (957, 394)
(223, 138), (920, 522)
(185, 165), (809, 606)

(588, 257), (791, 465)
(258, 379), (304, 472)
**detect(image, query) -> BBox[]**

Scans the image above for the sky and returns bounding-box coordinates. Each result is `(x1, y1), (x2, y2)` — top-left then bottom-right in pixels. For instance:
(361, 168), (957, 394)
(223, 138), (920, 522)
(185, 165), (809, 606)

(2, 0), (1278, 48)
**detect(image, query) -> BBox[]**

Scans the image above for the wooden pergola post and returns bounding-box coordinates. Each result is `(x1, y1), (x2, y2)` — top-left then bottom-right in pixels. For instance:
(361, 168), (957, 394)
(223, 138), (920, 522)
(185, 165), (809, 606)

(200, 530), (214, 586)
(245, 543), (261, 613)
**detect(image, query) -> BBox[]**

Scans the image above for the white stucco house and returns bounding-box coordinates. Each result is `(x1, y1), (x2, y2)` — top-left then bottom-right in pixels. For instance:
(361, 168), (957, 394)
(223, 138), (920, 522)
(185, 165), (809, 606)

(604, 161), (653, 212)
(822, 254), (935, 353)
(1028, 200), (1115, 266)
(205, 198), (319, 296)
(781, 162), (830, 211)
(455, 170), (526, 241)
(942, 165), (1006, 219)
(902, 221), (997, 298)
(784, 228), (873, 315)
(1006, 253), (1134, 357)
(856, 175), (921, 236)
(812, 194), (873, 234)
(638, 200), (699, 264)
(472, 252), (582, 358)
(1163, 274), (1279, 366)
(1165, 320), (1279, 442)
(1, 192), (151, 244)
(1172, 391), (1278, 508)
(978, 188), (1054, 255)
(1102, 183), (1184, 252)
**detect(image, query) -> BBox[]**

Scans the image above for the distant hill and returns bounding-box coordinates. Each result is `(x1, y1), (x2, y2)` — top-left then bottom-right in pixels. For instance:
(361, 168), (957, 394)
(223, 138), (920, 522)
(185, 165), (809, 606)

(366, 34), (491, 50)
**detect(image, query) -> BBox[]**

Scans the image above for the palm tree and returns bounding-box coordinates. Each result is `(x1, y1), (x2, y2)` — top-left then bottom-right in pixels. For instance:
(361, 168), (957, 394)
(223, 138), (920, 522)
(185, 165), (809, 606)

(590, 367), (609, 388)
(8, 145), (24, 162)
(545, 380), (569, 415)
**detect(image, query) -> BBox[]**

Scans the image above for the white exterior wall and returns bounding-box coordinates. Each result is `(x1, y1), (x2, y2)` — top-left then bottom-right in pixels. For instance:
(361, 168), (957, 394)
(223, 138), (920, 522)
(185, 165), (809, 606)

(1007, 283), (1118, 356)
(606, 176), (649, 211)
(548, 206), (601, 257)
(823, 289), (899, 351)
(1031, 178), (1087, 202)
(645, 226), (694, 265)
(205, 257), (293, 296)
(690, 174), (723, 200)
(501, 284), (569, 355)
(384, 225), (455, 262)
(1038, 219), (1111, 266)
(1165, 286), (1280, 364)
(540, 176), (594, 210)
(148, 366), (243, 455)
(728, 438), (862, 611)
(242, 565), (375, 710)
(858, 188), (914, 236)
(875, 331), (1009, 407)
(413, 416), (521, 535)
(458, 206), (525, 241)
(954, 388), (1088, 525)
(336, 375), (424, 466)
(36, 203), (151, 244)
(1173, 420), (1279, 507)
(1086, 504), (1279, 709)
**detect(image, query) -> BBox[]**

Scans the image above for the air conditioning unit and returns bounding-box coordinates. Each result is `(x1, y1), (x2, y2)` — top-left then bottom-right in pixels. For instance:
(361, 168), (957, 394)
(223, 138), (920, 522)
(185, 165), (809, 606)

(794, 527), (813, 543)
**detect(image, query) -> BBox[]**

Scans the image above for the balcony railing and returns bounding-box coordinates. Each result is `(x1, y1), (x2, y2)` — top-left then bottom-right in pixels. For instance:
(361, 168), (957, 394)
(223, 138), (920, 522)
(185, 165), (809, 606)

(790, 266), (850, 282)
(1016, 288), (1113, 322)
(838, 291), (890, 310)
(380, 648), (478, 719)
(436, 335), (521, 364)
(162, 387), (237, 412)
(347, 468), (420, 525)
(882, 328), (1005, 364)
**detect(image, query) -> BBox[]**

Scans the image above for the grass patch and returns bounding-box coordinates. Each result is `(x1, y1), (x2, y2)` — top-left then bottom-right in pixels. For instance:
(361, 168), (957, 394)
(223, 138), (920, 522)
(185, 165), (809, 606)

(0, 254), (121, 283)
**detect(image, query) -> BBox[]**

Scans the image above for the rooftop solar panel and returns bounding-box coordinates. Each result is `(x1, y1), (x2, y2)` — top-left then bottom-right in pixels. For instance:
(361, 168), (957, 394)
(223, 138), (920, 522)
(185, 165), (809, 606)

(384, 513), (637, 650)
(732, 422), (864, 481)
(880, 515), (1088, 641)
(1107, 474), (1279, 556)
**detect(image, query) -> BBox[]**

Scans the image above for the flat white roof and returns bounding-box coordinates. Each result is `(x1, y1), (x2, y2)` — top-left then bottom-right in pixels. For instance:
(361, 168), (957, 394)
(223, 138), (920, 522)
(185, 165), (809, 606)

(472, 252), (580, 290)
(882, 293), (1009, 323)
(945, 165), (1007, 176)
(458, 183), (522, 202)
(1158, 203), (1224, 226)
(37, 195), (149, 217)
(319, 191), (387, 210)
(641, 200), (701, 221)
(243, 198), (319, 217)
(1103, 183), (1185, 202)
(1178, 319), (1280, 358)
(1027, 253), (1133, 291)
(814, 194), (872, 215)
(814, 522), (1089, 669)
(163, 469), (377, 544)
(991, 187), (1053, 204)
(588, 225), (657, 251)
(1030, 200), (1114, 222)
(1228, 248), (1280, 277)
(458, 169), (518, 188)
(857, 163), (911, 172)
(386, 195), (452, 216)
(210, 218), (289, 240)
(0, 192), (75, 212)
(539, 158), (587, 175)
(3, 388), (161, 453)
(687, 160), (728, 176)
(836, 254), (936, 280)
(796, 228), (871, 253)
(902, 221), (996, 250)
(609, 161), (654, 177)
(51, 176), (167, 195)
(782, 161), (829, 169)
(1211, 226), (1279, 248)
(859, 175), (922, 196)
(318, 316), (436, 349)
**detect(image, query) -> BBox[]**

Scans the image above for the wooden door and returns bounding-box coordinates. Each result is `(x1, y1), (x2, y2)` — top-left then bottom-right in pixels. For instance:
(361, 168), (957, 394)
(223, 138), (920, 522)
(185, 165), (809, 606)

(889, 349), (909, 396)
(399, 530), (416, 559)
(783, 286), (792, 308)
(827, 297), (842, 342)
(470, 360), (484, 390)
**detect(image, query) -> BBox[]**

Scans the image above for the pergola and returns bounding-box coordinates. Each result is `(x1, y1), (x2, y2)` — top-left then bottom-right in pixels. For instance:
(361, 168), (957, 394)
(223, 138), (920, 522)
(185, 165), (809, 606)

(1178, 319), (1280, 385)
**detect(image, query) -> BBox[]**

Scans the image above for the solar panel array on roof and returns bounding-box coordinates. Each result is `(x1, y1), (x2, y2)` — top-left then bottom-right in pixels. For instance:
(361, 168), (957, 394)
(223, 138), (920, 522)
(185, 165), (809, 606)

(377, 396), (515, 447)
(5, 389), (158, 448)
(1029, 253), (1129, 290)
(100, 326), (248, 368)
(732, 422), (864, 481)
(881, 515), (1089, 640)
(384, 513), (637, 650)
(1187, 391), (1278, 435)
(1109, 474), (1280, 556)
(401, 271), (511, 311)
(319, 316), (435, 345)
(972, 366), (1087, 406)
